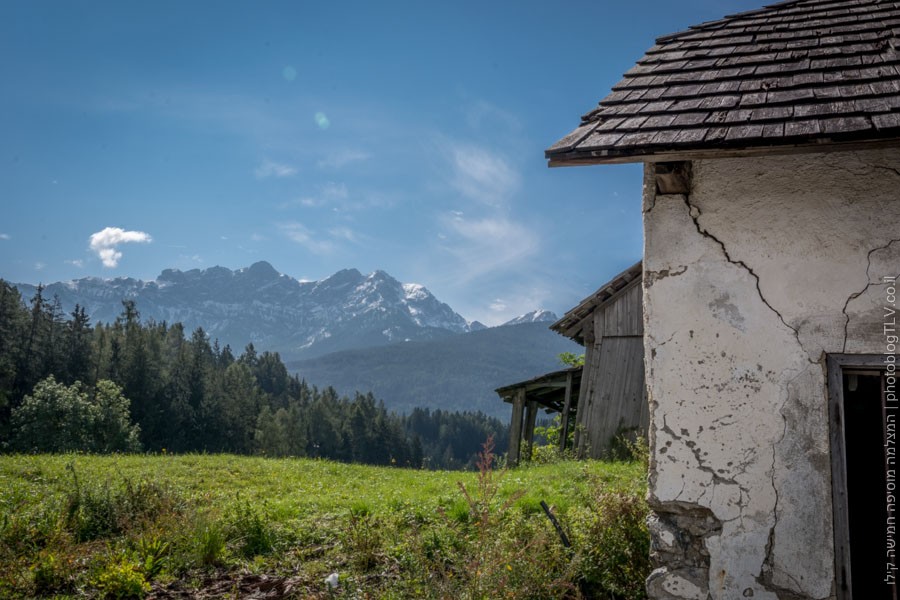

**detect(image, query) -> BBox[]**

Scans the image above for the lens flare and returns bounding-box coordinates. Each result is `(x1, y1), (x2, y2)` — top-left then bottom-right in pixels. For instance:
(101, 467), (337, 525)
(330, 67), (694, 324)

(282, 66), (297, 81)
(314, 112), (330, 130)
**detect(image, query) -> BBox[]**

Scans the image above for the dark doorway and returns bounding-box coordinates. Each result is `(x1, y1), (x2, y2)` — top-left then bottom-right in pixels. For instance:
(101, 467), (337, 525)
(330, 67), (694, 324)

(842, 369), (895, 600)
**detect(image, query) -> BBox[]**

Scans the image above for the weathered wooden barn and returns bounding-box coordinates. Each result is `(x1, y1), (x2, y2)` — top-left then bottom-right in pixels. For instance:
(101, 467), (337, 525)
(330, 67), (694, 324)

(547, 1), (900, 599)
(551, 261), (647, 458)
(497, 261), (646, 463)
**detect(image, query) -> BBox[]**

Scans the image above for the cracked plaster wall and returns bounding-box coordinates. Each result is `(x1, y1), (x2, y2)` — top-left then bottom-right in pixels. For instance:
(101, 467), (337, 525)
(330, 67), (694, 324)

(642, 147), (900, 600)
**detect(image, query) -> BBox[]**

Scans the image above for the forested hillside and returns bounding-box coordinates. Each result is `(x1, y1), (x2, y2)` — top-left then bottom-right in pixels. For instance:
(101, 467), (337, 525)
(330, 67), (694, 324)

(0, 281), (507, 469)
(290, 322), (581, 417)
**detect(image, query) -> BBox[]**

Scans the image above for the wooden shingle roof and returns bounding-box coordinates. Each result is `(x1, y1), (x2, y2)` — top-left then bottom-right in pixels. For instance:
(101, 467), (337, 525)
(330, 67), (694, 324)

(551, 261), (642, 344)
(547, 0), (900, 165)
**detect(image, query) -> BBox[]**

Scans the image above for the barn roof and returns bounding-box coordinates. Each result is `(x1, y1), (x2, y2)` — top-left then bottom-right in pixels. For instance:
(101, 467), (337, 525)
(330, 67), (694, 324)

(551, 261), (642, 344)
(495, 366), (583, 413)
(547, 0), (900, 166)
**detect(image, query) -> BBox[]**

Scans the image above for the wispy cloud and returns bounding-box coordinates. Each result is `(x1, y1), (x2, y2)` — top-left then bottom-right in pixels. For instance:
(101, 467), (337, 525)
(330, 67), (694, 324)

(178, 254), (204, 266)
(279, 222), (335, 255)
(35, 262), (46, 271)
(490, 299), (507, 312)
(255, 159), (297, 179)
(281, 182), (349, 209)
(65, 259), (85, 268)
(89, 226), (152, 268)
(448, 143), (519, 207)
(327, 226), (360, 244)
(438, 212), (538, 284)
(0, 233), (9, 240)
(464, 99), (522, 133)
(317, 149), (371, 170)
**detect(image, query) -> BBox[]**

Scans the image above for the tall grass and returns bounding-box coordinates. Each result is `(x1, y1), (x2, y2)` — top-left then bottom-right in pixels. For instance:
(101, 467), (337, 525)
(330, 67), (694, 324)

(0, 452), (649, 599)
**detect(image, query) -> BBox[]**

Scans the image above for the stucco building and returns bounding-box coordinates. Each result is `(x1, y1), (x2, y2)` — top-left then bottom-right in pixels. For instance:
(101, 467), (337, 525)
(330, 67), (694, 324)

(548, 1), (900, 599)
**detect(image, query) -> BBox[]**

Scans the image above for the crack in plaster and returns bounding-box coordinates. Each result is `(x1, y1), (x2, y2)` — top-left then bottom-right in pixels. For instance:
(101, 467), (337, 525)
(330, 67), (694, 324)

(673, 192), (823, 600)
(682, 194), (819, 365)
(841, 238), (900, 352)
(680, 194), (818, 367)
(874, 164), (900, 179)
(661, 414), (747, 492)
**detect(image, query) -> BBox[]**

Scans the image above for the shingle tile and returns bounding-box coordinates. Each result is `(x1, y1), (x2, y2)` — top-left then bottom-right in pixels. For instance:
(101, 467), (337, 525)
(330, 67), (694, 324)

(672, 112), (710, 126)
(872, 113), (900, 130)
(785, 119), (822, 136)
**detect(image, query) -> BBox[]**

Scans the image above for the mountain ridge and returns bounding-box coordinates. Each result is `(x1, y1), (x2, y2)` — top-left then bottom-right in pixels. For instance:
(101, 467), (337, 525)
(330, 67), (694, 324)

(12, 262), (555, 361)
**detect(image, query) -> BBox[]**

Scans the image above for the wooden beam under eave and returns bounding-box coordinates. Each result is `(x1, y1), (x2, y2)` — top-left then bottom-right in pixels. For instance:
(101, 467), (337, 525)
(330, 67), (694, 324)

(655, 161), (692, 195)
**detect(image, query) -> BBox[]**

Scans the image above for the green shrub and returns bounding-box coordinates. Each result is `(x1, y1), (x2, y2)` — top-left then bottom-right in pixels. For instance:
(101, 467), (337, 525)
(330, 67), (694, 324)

(92, 556), (150, 599)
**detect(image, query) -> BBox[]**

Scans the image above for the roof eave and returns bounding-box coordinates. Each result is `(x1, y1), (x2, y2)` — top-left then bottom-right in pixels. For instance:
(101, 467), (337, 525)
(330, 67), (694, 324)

(546, 137), (900, 167)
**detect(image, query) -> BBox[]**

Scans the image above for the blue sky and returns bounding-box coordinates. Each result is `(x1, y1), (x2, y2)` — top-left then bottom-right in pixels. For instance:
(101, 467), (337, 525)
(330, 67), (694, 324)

(2, 0), (762, 325)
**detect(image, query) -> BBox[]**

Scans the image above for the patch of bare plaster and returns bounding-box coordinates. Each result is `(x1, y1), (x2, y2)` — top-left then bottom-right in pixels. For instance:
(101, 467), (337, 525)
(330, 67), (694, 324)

(843, 238), (900, 353)
(708, 292), (746, 332)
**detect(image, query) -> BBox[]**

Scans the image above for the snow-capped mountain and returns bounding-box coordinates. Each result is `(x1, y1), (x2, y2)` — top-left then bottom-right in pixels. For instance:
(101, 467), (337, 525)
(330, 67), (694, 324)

(14, 262), (478, 360)
(501, 309), (558, 326)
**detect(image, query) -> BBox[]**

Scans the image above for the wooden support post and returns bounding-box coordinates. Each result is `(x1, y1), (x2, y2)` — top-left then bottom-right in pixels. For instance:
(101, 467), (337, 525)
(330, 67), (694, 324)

(560, 370), (574, 452)
(523, 399), (538, 462)
(574, 318), (595, 458)
(508, 388), (526, 466)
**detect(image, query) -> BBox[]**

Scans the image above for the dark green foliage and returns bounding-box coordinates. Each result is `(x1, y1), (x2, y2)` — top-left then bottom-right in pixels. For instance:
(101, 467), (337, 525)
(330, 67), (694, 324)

(0, 279), (506, 470)
(10, 376), (141, 453)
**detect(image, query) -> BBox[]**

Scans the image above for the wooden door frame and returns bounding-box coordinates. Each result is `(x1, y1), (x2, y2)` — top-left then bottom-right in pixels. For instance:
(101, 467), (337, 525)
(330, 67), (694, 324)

(828, 353), (895, 600)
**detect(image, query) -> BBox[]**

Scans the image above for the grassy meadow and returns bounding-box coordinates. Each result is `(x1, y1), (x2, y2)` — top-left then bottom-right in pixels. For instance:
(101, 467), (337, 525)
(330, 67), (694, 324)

(0, 451), (650, 599)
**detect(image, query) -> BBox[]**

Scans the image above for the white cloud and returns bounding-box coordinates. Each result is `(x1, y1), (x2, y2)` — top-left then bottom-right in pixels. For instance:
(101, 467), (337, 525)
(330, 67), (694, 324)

(327, 226), (359, 243)
(490, 299), (507, 312)
(464, 99), (522, 133)
(450, 143), (519, 207)
(89, 227), (152, 268)
(281, 182), (349, 209)
(254, 159), (297, 179)
(279, 222), (335, 255)
(35, 262), (46, 271)
(439, 213), (538, 284)
(65, 259), (85, 268)
(0, 233), (9, 240)
(317, 149), (371, 170)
